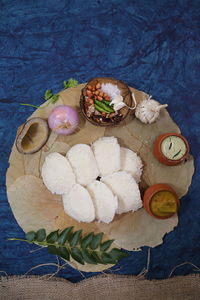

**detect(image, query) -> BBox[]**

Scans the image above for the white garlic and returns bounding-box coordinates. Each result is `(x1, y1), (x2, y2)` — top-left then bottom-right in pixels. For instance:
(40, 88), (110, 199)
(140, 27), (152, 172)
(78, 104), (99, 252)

(110, 93), (137, 112)
(110, 95), (126, 111)
(135, 96), (168, 124)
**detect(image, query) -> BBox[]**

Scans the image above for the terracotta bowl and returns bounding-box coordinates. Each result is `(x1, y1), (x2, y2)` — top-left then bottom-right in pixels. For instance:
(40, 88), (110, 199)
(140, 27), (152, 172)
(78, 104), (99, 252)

(80, 77), (133, 126)
(143, 183), (180, 219)
(153, 133), (189, 166)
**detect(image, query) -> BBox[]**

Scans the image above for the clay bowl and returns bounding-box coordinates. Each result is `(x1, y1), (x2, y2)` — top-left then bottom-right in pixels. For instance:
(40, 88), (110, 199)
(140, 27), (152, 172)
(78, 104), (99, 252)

(80, 77), (133, 126)
(153, 133), (189, 166)
(143, 183), (180, 219)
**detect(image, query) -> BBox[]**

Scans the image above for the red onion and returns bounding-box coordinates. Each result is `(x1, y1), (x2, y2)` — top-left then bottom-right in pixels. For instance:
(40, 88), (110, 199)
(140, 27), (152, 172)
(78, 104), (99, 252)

(48, 105), (79, 135)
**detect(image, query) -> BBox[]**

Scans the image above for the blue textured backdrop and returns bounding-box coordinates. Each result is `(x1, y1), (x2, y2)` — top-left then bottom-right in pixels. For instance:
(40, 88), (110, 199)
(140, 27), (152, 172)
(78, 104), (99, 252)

(0, 0), (200, 282)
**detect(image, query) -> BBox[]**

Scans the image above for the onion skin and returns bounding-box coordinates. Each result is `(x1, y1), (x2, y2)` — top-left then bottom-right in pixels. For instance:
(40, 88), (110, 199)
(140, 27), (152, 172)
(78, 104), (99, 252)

(48, 105), (79, 135)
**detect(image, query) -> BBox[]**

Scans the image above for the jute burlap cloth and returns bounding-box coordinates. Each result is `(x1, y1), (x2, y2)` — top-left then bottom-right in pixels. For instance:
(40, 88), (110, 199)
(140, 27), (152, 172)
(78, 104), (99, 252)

(0, 274), (199, 299)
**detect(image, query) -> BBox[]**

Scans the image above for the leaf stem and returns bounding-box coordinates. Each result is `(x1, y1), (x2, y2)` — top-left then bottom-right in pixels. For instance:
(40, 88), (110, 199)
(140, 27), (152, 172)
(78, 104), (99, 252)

(20, 101), (51, 109)
(8, 238), (33, 243)
(20, 103), (40, 109)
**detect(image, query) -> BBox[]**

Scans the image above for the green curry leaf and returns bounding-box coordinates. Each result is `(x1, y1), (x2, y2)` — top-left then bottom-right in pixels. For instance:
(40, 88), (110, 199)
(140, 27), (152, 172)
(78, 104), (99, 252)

(9, 227), (128, 266)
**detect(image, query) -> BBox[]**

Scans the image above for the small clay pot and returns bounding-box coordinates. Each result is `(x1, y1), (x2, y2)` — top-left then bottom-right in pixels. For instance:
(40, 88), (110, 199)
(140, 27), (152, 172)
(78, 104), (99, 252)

(153, 133), (189, 166)
(143, 183), (180, 219)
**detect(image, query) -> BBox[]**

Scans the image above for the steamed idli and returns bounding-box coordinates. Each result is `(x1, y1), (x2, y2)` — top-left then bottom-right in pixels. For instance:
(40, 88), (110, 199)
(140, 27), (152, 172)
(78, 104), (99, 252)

(92, 136), (120, 176)
(62, 184), (95, 223)
(41, 152), (76, 195)
(101, 171), (142, 214)
(120, 147), (143, 183)
(67, 144), (99, 186)
(87, 180), (118, 223)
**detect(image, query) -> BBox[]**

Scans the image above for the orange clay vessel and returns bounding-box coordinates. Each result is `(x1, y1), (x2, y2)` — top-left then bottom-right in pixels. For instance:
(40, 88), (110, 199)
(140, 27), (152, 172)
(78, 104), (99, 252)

(153, 133), (189, 166)
(143, 183), (180, 219)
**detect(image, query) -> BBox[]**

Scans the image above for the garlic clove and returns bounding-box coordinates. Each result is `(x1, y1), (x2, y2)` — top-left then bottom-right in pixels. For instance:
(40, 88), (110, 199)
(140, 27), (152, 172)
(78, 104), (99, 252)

(110, 95), (124, 106)
(155, 104), (168, 112)
(113, 102), (126, 111)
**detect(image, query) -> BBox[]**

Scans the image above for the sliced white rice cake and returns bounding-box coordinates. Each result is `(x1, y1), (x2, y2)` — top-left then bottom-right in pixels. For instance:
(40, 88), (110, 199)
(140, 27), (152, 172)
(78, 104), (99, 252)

(41, 152), (76, 195)
(62, 184), (95, 223)
(92, 136), (120, 176)
(101, 171), (142, 214)
(66, 144), (99, 186)
(87, 180), (118, 223)
(120, 147), (143, 183)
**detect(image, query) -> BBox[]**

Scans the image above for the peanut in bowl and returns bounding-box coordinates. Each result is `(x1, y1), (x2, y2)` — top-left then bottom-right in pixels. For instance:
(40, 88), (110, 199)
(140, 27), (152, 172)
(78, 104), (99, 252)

(80, 77), (133, 126)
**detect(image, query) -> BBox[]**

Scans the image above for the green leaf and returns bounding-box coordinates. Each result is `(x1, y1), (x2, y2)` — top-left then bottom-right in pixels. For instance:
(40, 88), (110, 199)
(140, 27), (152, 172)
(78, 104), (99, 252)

(47, 245), (58, 255)
(35, 229), (46, 242)
(44, 89), (52, 100)
(101, 253), (116, 264)
(63, 78), (78, 89)
(46, 230), (59, 244)
(50, 94), (59, 104)
(91, 251), (103, 264)
(108, 248), (128, 260)
(81, 232), (94, 249)
(25, 231), (36, 242)
(100, 240), (114, 252)
(71, 247), (84, 265)
(11, 227), (123, 266)
(59, 246), (70, 261)
(90, 233), (103, 250)
(70, 230), (82, 247)
(81, 249), (97, 264)
(57, 227), (74, 245)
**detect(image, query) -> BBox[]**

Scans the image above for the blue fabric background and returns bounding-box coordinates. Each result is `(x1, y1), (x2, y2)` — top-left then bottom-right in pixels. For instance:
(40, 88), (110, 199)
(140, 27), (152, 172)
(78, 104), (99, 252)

(0, 0), (199, 282)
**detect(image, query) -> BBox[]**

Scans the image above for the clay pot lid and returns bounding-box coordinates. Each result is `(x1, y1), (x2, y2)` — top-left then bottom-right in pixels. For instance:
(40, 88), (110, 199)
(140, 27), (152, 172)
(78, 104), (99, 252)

(143, 183), (180, 219)
(153, 133), (189, 166)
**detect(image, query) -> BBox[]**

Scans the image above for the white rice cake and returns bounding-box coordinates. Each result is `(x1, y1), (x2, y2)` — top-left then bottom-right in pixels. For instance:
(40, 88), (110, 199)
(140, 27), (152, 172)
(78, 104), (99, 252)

(92, 136), (120, 176)
(101, 171), (142, 214)
(67, 144), (99, 186)
(87, 180), (118, 223)
(62, 184), (95, 223)
(41, 152), (76, 195)
(120, 147), (143, 183)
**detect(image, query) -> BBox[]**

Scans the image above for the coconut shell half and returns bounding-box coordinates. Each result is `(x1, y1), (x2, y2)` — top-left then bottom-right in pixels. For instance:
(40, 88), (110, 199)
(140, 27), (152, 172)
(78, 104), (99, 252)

(16, 117), (49, 154)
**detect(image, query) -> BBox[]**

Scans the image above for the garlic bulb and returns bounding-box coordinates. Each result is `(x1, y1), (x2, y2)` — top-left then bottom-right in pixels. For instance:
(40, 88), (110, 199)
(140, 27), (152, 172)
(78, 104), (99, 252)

(135, 96), (168, 124)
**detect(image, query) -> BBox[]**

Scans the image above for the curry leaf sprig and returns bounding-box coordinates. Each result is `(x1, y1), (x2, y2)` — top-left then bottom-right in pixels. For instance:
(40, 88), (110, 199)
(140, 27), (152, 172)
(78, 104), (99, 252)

(20, 78), (78, 109)
(8, 227), (128, 265)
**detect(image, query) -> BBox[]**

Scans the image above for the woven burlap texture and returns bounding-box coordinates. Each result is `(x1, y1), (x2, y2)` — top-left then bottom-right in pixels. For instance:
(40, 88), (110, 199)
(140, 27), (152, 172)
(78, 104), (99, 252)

(0, 274), (199, 300)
